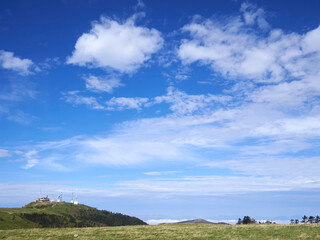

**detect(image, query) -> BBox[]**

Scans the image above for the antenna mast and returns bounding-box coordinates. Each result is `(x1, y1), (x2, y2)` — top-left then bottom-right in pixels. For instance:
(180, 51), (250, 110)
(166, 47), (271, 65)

(71, 191), (74, 204)
(74, 192), (79, 205)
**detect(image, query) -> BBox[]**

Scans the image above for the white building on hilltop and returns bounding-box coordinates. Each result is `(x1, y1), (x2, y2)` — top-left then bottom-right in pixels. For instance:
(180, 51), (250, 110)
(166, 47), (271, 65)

(34, 191), (78, 204)
(34, 196), (50, 202)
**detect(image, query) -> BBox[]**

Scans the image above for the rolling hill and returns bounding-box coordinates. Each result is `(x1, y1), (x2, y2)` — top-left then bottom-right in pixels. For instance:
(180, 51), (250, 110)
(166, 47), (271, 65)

(0, 201), (146, 229)
(174, 219), (229, 225)
(176, 219), (216, 224)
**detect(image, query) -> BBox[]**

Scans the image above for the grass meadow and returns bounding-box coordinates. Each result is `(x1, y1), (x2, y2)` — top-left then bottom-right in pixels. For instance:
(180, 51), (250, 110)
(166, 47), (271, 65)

(1, 223), (320, 240)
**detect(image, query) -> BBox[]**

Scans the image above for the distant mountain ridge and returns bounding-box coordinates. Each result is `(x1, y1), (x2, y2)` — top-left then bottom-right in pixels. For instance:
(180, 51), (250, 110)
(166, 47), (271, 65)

(0, 201), (147, 229)
(175, 219), (229, 225)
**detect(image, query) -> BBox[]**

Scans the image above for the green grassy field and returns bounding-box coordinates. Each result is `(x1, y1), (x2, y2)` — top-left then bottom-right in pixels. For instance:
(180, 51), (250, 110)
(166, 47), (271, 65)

(1, 223), (320, 240)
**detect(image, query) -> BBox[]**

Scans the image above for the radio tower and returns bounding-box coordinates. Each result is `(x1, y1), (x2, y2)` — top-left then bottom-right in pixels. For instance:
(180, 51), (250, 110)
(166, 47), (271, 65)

(74, 192), (79, 205)
(57, 192), (62, 202)
(70, 192), (74, 204)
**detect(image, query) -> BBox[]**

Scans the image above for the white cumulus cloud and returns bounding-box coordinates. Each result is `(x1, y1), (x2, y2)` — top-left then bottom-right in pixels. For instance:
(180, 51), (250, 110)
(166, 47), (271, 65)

(0, 50), (34, 75)
(240, 2), (269, 29)
(178, 5), (320, 82)
(67, 15), (163, 72)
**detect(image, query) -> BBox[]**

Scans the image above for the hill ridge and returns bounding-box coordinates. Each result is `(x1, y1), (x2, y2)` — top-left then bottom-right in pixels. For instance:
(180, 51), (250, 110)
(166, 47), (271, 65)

(175, 218), (229, 225)
(0, 201), (147, 229)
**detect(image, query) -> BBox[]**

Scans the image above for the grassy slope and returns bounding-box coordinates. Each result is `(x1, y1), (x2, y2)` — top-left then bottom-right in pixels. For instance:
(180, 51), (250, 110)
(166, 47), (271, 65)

(0, 212), (38, 229)
(0, 202), (93, 229)
(0, 224), (320, 240)
(0, 202), (146, 229)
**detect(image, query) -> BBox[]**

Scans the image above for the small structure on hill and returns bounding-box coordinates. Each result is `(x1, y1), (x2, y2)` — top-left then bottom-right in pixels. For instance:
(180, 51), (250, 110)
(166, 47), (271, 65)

(34, 196), (50, 202)
(56, 192), (63, 202)
(34, 191), (79, 204)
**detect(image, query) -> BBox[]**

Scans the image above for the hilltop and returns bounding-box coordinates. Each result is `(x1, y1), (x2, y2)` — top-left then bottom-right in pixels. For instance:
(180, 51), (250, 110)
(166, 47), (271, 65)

(0, 201), (146, 229)
(175, 219), (228, 224)
(157, 219), (229, 225)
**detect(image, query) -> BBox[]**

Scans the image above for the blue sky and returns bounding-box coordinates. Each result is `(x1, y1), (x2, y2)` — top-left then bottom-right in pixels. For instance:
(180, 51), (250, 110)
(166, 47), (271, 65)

(1, 0), (320, 224)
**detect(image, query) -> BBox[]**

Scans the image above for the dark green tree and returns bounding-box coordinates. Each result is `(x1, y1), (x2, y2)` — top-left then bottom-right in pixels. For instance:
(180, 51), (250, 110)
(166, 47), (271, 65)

(242, 216), (255, 224)
(302, 215), (308, 224)
(308, 216), (315, 224)
(242, 216), (251, 224)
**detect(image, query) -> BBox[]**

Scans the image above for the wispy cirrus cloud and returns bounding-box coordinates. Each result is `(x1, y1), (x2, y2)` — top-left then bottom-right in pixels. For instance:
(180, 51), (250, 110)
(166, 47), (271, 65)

(14, 105), (320, 171)
(154, 87), (231, 115)
(0, 75), (37, 124)
(22, 150), (39, 169)
(6, 110), (35, 125)
(1, 173), (320, 204)
(0, 149), (11, 158)
(0, 49), (47, 124)
(63, 86), (231, 113)
(84, 75), (124, 93)
(105, 97), (149, 110)
(61, 91), (105, 110)
(144, 171), (181, 176)
(116, 175), (320, 197)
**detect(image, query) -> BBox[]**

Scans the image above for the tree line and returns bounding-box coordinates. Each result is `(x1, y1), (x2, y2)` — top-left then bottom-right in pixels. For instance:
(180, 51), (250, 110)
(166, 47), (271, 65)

(290, 215), (320, 224)
(18, 209), (146, 228)
(237, 215), (320, 225)
(237, 216), (277, 225)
